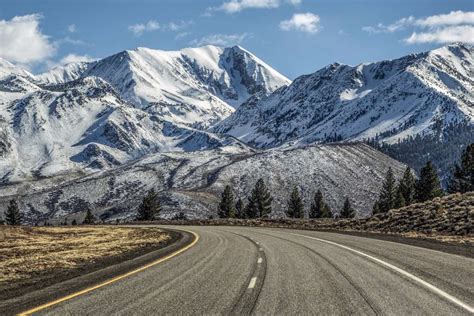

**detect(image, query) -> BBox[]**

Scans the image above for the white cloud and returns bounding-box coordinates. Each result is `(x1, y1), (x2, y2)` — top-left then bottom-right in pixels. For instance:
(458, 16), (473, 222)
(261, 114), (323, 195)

(175, 32), (192, 40)
(279, 13), (320, 34)
(166, 21), (193, 31)
(190, 33), (250, 47)
(59, 54), (95, 65)
(67, 24), (76, 33)
(0, 14), (56, 64)
(362, 16), (415, 34)
(128, 20), (192, 36)
(404, 25), (474, 44)
(61, 36), (86, 45)
(128, 20), (160, 36)
(415, 11), (474, 27)
(211, 0), (299, 14)
(362, 10), (474, 45)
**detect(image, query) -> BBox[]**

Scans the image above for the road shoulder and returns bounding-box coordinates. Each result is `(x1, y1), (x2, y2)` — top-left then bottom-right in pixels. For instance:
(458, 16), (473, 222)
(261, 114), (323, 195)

(1, 228), (194, 315)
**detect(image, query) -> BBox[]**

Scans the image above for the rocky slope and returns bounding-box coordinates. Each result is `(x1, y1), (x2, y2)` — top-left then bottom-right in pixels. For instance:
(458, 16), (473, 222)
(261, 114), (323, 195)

(215, 43), (473, 147)
(37, 45), (291, 128)
(0, 74), (247, 183)
(0, 45), (289, 182)
(0, 143), (405, 223)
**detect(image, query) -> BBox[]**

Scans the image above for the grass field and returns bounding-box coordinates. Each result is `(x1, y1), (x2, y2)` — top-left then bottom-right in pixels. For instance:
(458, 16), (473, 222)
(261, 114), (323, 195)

(0, 226), (169, 297)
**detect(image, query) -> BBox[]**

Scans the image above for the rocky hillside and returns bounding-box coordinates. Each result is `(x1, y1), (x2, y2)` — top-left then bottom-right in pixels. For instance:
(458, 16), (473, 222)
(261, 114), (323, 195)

(35, 45), (291, 128)
(0, 74), (246, 183)
(156, 193), (473, 243)
(215, 43), (473, 147)
(214, 43), (474, 182)
(0, 45), (290, 183)
(349, 192), (473, 237)
(0, 143), (405, 223)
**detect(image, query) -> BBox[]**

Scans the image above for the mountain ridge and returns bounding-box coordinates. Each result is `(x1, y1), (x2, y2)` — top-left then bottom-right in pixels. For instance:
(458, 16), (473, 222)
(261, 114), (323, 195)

(215, 43), (473, 148)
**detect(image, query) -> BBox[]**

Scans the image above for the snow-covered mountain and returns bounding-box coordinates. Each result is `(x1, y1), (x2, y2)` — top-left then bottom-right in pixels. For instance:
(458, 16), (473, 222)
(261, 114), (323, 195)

(215, 43), (473, 147)
(0, 45), (289, 183)
(0, 58), (33, 80)
(0, 74), (248, 183)
(0, 143), (406, 223)
(37, 45), (291, 128)
(36, 62), (91, 85)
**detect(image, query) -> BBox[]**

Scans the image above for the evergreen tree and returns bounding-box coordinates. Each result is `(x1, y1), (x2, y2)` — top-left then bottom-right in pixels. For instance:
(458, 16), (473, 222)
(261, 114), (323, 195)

(448, 143), (474, 193)
(136, 189), (162, 221)
(82, 208), (96, 225)
(398, 167), (416, 205)
(5, 200), (22, 225)
(340, 197), (355, 218)
(309, 190), (331, 218)
(378, 167), (396, 212)
(218, 185), (235, 218)
(246, 178), (272, 218)
(71, 219), (78, 226)
(372, 201), (380, 215)
(415, 161), (444, 202)
(286, 186), (304, 218)
(393, 187), (406, 209)
(235, 198), (245, 219)
(321, 203), (332, 218)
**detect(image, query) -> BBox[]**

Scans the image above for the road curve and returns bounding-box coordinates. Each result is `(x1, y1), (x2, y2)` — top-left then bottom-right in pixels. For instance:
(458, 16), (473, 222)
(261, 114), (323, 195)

(26, 226), (474, 315)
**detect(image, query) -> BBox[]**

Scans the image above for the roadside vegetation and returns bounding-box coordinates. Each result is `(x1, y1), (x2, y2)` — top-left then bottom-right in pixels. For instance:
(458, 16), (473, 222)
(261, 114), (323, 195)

(0, 226), (169, 298)
(1, 143), (471, 235)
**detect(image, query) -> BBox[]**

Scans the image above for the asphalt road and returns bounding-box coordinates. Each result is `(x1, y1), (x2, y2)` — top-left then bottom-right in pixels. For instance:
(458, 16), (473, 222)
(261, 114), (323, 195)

(28, 226), (474, 315)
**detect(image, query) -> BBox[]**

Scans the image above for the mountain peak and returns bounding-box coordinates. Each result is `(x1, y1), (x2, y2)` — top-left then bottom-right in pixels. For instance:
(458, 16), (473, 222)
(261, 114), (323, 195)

(0, 57), (33, 80)
(215, 44), (474, 149)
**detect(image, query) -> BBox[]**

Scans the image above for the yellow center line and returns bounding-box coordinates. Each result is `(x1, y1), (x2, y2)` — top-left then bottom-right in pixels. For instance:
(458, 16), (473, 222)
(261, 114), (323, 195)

(18, 229), (199, 316)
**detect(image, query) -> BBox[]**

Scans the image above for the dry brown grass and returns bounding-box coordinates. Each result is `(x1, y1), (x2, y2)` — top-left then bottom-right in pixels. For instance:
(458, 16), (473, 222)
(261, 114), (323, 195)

(0, 226), (169, 287)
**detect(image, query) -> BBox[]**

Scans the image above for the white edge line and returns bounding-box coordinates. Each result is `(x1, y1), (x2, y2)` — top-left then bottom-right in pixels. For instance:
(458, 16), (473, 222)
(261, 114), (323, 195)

(248, 277), (257, 289)
(289, 232), (474, 314)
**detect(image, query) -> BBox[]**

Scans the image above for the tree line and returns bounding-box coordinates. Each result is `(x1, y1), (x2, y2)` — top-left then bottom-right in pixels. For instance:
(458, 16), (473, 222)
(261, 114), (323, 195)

(218, 178), (355, 219)
(2, 143), (472, 225)
(373, 143), (473, 214)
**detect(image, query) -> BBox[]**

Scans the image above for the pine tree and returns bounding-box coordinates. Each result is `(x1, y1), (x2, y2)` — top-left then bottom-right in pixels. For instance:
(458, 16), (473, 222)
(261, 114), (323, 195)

(372, 201), (380, 215)
(82, 208), (96, 225)
(415, 161), (444, 202)
(321, 203), (332, 218)
(246, 178), (272, 218)
(340, 197), (355, 218)
(218, 185), (235, 218)
(448, 144), (474, 193)
(71, 219), (78, 226)
(393, 186), (406, 209)
(398, 167), (416, 205)
(235, 198), (245, 219)
(286, 186), (304, 218)
(309, 190), (331, 218)
(136, 189), (162, 221)
(5, 200), (22, 225)
(378, 167), (396, 212)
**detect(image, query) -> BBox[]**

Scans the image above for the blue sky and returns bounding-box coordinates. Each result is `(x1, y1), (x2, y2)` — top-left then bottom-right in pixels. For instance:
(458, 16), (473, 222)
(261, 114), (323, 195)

(1, 0), (473, 78)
